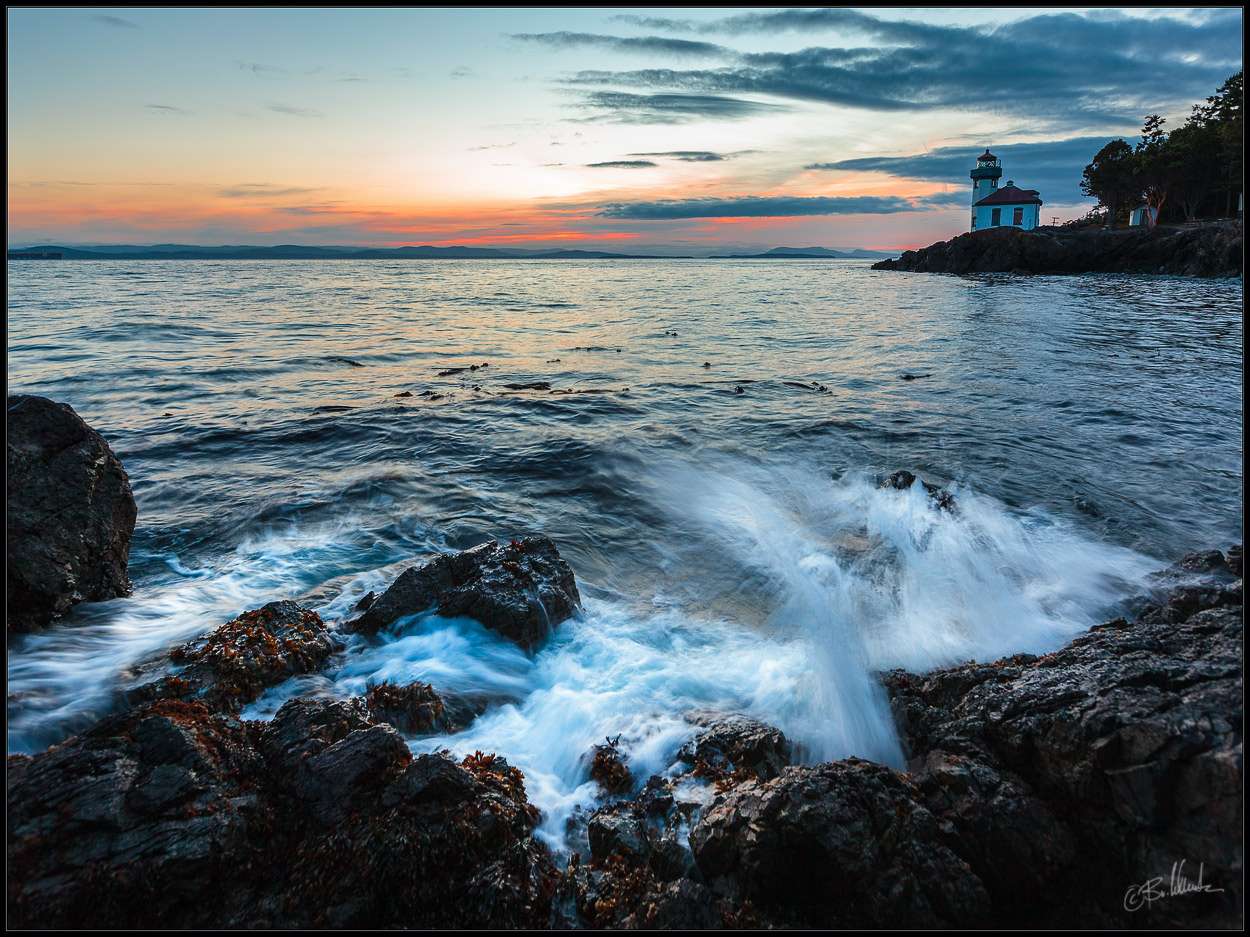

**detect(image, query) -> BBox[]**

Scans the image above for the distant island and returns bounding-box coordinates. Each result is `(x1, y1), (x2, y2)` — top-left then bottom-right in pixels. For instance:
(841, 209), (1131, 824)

(6, 243), (900, 262)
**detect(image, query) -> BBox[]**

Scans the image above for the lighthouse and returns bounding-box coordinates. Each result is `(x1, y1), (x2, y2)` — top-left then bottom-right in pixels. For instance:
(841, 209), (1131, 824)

(970, 149), (1002, 229)
(970, 149), (1043, 231)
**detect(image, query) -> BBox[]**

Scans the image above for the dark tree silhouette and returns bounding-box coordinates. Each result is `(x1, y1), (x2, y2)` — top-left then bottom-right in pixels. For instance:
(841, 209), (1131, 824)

(1080, 139), (1140, 229)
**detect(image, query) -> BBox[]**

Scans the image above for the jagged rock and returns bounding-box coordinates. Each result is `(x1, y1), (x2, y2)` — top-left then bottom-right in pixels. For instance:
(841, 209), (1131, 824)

(260, 697), (373, 771)
(7, 700), (267, 928)
(588, 802), (650, 863)
(129, 601), (339, 713)
(586, 737), (632, 796)
(689, 758), (993, 928)
(881, 550), (1243, 928)
(872, 222), (1243, 278)
(291, 724), (411, 824)
(362, 680), (446, 735)
(1130, 546), (1242, 624)
(7, 394), (137, 633)
(7, 698), (558, 929)
(634, 775), (676, 818)
(880, 469), (956, 512)
(345, 536), (580, 649)
(677, 712), (792, 782)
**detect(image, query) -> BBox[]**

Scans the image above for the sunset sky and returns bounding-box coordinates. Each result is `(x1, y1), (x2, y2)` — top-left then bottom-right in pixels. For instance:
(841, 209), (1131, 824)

(7, 7), (1242, 253)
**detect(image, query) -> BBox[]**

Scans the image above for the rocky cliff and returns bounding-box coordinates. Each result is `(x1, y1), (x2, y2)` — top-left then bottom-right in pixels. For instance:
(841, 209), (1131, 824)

(873, 222), (1243, 278)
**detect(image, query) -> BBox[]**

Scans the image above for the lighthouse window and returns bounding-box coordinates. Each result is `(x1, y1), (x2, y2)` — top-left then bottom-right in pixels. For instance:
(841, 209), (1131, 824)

(991, 208), (1001, 226)
(1013, 207), (1024, 226)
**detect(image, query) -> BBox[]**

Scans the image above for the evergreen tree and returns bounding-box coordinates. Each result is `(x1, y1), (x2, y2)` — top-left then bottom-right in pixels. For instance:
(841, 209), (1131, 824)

(1135, 115), (1173, 227)
(1190, 71), (1243, 216)
(1080, 139), (1140, 229)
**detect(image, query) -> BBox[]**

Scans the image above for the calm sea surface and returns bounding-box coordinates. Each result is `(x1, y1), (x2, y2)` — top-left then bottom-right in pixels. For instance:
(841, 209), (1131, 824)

(7, 258), (1242, 848)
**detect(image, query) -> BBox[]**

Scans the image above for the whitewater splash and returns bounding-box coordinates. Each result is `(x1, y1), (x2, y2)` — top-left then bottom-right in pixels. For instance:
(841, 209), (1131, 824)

(6, 453), (1158, 851)
(263, 456), (1155, 849)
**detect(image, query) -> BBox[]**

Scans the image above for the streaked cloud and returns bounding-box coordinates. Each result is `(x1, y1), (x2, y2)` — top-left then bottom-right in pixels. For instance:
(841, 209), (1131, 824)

(629, 151), (729, 162)
(570, 90), (784, 124)
(89, 15), (139, 29)
(144, 104), (192, 116)
(510, 31), (726, 59)
(585, 160), (658, 169)
(264, 103), (324, 118)
(218, 184), (320, 199)
(596, 195), (919, 220)
(539, 9), (1239, 127)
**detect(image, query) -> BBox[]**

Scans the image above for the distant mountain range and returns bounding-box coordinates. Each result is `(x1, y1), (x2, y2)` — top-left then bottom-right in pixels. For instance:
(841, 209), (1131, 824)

(709, 246), (899, 259)
(7, 243), (899, 261)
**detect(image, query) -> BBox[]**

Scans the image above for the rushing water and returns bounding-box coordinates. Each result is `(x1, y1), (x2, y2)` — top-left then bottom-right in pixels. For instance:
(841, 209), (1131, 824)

(6, 258), (1242, 848)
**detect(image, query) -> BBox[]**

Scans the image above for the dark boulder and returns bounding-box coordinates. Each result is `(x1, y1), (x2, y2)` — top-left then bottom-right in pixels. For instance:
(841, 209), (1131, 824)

(689, 758), (993, 928)
(345, 536), (580, 649)
(7, 698), (559, 929)
(587, 802), (650, 863)
(586, 736), (633, 796)
(361, 679), (447, 735)
(7, 700), (269, 928)
(677, 711), (792, 783)
(129, 601), (340, 712)
(7, 394), (137, 633)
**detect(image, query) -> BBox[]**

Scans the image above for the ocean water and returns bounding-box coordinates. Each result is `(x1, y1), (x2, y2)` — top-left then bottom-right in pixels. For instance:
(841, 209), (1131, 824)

(6, 258), (1242, 848)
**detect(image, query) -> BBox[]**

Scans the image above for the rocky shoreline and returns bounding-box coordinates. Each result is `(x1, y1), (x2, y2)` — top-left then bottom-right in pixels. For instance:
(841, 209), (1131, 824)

(872, 222), (1243, 278)
(8, 551), (1243, 928)
(7, 397), (1245, 928)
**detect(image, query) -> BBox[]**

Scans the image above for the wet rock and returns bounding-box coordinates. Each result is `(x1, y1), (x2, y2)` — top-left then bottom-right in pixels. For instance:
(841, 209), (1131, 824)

(7, 394), (137, 633)
(130, 601), (339, 713)
(881, 558), (1243, 928)
(7, 700), (267, 929)
(502, 381), (551, 391)
(677, 712), (792, 783)
(260, 697), (374, 772)
(291, 723), (411, 822)
(345, 536), (581, 650)
(689, 758), (992, 928)
(1225, 544), (1242, 576)
(588, 802), (650, 863)
(362, 680), (446, 735)
(634, 775), (676, 818)
(354, 590), (376, 612)
(382, 752), (485, 808)
(1130, 546), (1242, 624)
(880, 469), (957, 512)
(8, 698), (558, 929)
(586, 736), (632, 796)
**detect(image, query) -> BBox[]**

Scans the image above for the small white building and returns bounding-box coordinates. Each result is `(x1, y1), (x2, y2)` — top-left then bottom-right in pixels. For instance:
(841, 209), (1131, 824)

(1127, 204), (1157, 227)
(969, 149), (1043, 231)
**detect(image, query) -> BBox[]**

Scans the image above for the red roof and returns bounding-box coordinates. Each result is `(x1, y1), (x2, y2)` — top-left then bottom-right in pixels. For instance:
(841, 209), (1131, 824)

(975, 184), (1042, 206)
(977, 149), (997, 161)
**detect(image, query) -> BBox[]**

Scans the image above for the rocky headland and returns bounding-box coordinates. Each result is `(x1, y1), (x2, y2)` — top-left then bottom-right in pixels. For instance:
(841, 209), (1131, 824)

(872, 221), (1243, 278)
(7, 399), (1245, 928)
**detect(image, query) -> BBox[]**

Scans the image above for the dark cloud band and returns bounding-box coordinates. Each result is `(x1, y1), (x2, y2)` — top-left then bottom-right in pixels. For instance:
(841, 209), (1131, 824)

(596, 195), (919, 219)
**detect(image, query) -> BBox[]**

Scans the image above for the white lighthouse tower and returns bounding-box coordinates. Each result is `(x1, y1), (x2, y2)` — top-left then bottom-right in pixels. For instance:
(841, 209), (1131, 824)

(969, 149), (1002, 230)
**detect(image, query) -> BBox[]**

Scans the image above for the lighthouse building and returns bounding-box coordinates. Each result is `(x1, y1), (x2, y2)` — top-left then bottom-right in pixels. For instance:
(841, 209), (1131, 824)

(970, 149), (1042, 231)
